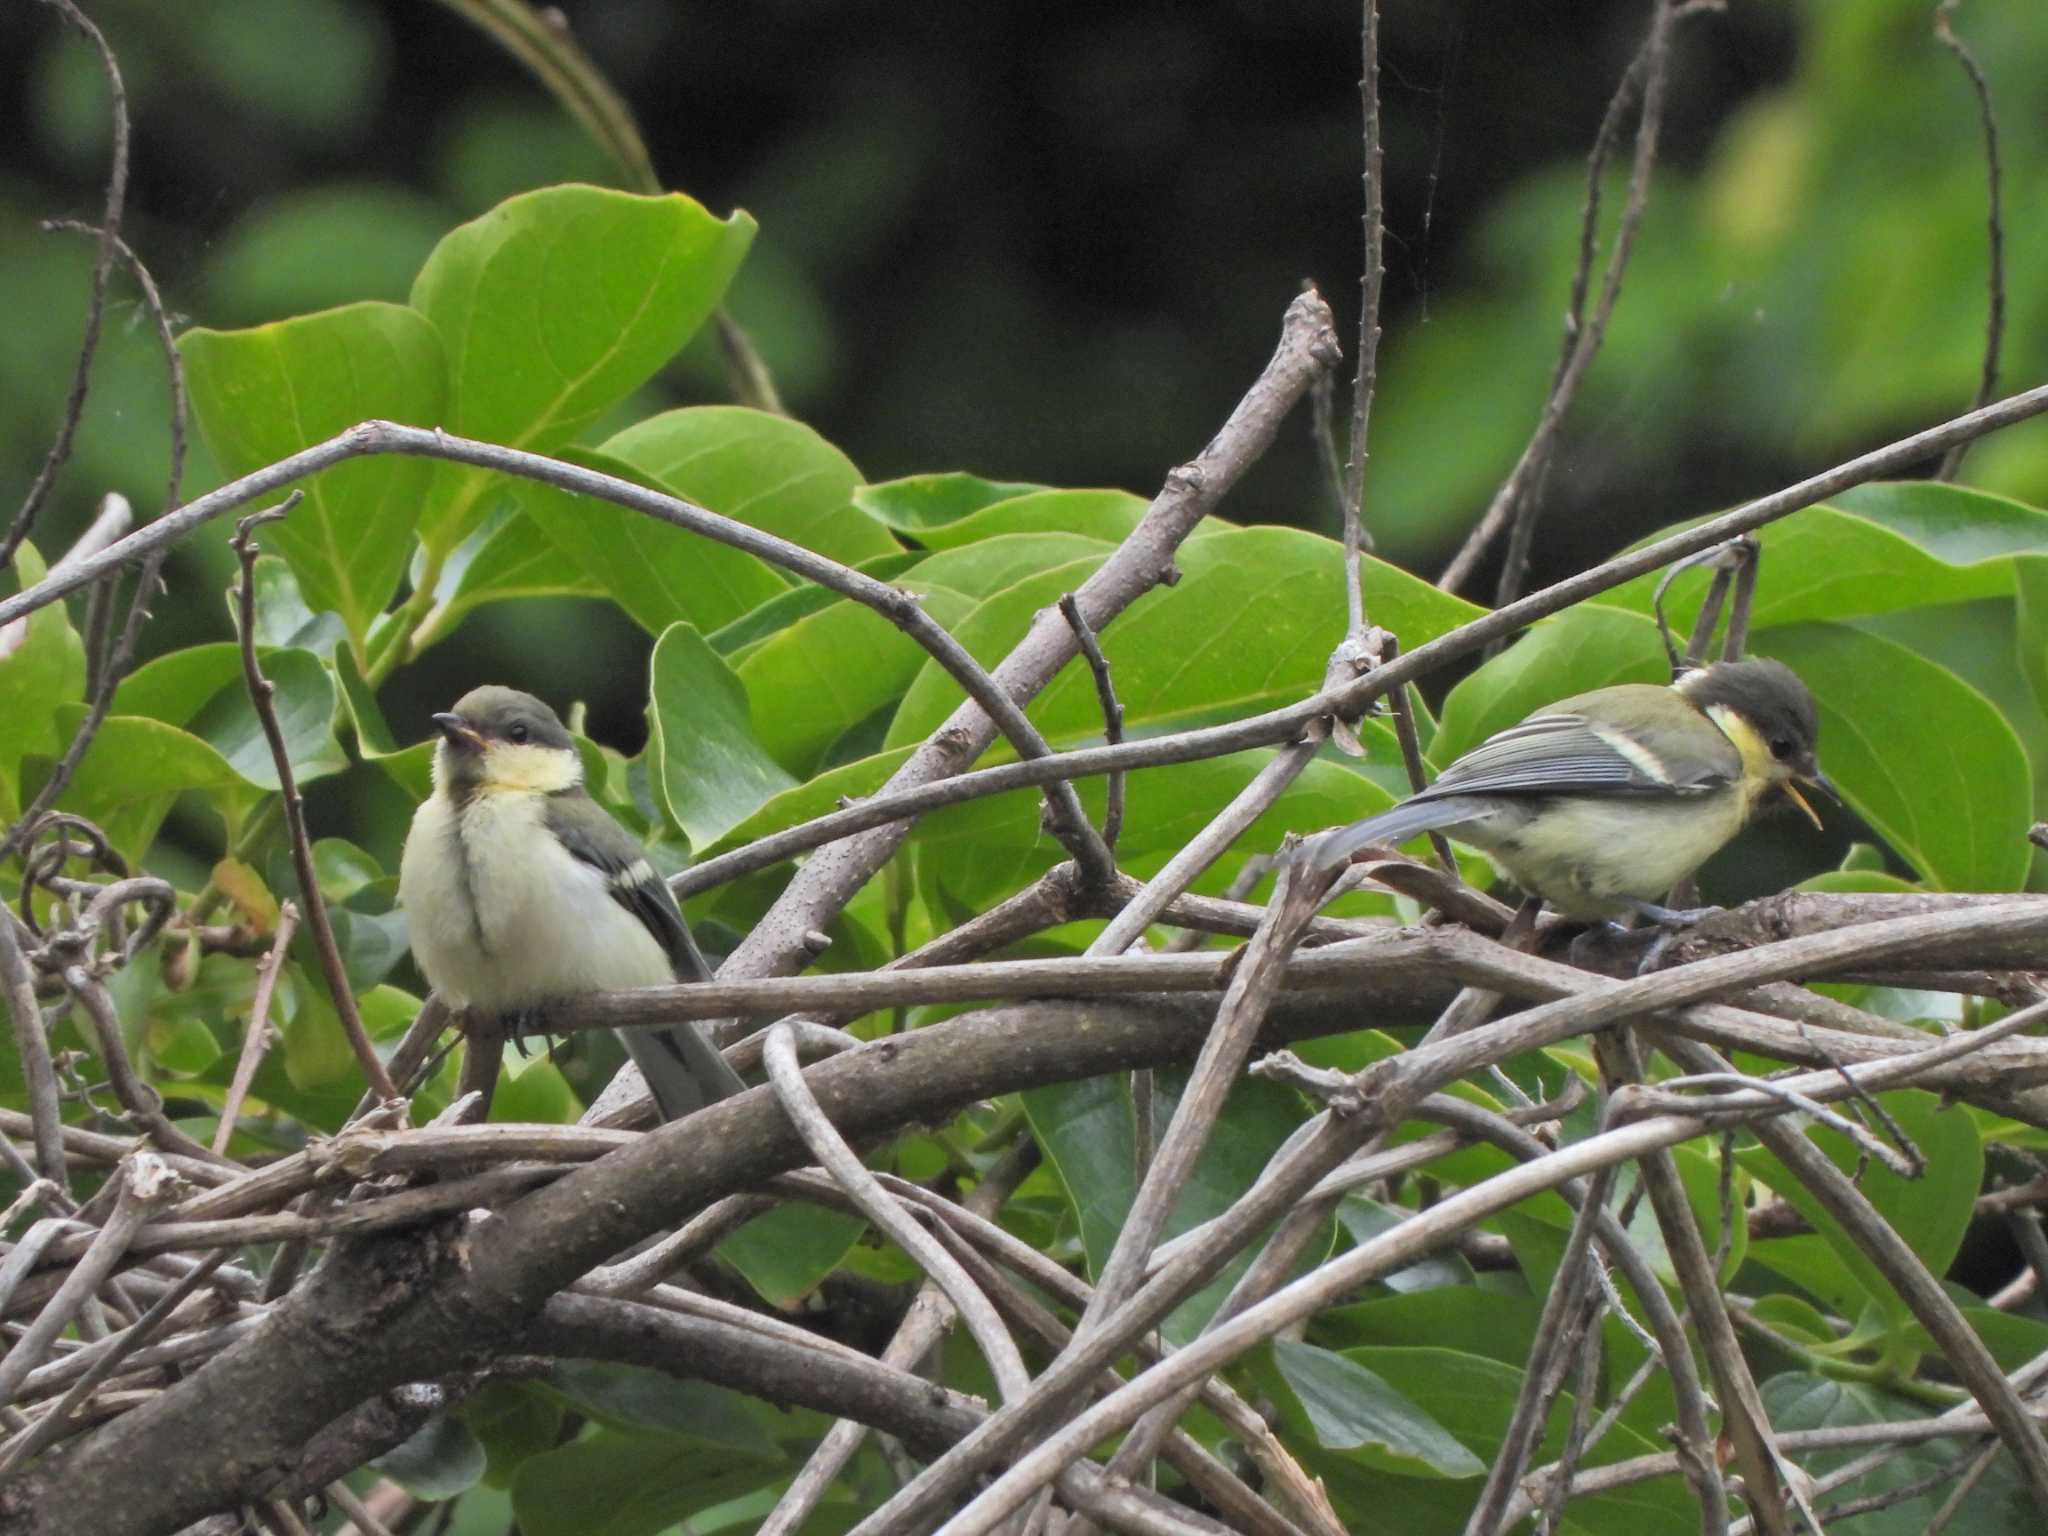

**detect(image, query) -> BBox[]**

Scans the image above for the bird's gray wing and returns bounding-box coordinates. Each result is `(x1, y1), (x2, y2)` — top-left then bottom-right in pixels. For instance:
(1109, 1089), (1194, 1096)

(1423, 712), (1734, 800)
(543, 792), (745, 1117)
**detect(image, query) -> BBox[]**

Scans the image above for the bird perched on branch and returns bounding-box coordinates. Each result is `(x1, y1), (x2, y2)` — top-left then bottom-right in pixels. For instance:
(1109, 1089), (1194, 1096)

(398, 686), (743, 1119)
(1308, 658), (1832, 920)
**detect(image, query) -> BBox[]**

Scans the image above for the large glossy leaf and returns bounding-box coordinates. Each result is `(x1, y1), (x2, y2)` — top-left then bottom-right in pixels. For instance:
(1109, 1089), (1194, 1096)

(37, 712), (244, 862)
(1021, 1065), (1310, 1344)
(516, 447), (789, 636)
(851, 470), (1049, 537)
(415, 499), (606, 641)
(717, 1202), (867, 1308)
(1738, 1088), (1981, 1339)
(408, 186), (755, 553)
(1595, 489), (2044, 633)
(1257, 1344), (1692, 1536)
(1269, 1339), (1484, 1478)
(0, 541), (87, 820)
(113, 643), (346, 792)
(889, 526), (1485, 752)
(909, 487), (1150, 551)
(371, 1415), (486, 1500)
(1764, 1373), (2034, 1536)
(510, 1425), (780, 1536)
(1757, 623), (2031, 891)
(180, 302), (444, 655)
(1431, 605), (1668, 767)
(648, 623), (797, 850)
(603, 406), (894, 568)
(546, 1363), (778, 1453)
(735, 584), (976, 774)
(915, 749), (1399, 915)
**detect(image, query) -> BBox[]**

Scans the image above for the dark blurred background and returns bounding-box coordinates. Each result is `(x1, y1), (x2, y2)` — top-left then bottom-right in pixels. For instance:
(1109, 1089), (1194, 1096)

(2, 0), (2044, 744)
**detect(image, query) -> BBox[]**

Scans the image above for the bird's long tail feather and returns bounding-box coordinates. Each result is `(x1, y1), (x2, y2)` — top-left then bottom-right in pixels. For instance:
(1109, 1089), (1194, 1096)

(1306, 795), (1490, 873)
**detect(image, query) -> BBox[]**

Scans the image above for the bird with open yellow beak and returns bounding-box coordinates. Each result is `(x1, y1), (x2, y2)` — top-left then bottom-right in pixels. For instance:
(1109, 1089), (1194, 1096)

(1308, 657), (1833, 920)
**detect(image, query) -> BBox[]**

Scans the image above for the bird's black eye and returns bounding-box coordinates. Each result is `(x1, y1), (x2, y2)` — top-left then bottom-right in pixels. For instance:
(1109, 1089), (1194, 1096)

(1770, 736), (1795, 761)
(507, 721), (530, 745)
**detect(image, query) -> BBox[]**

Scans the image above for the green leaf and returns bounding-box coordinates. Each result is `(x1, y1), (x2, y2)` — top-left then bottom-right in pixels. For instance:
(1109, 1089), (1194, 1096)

(510, 1426), (779, 1536)
(1021, 1066), (1310, 1344)
(244, 554), (345, 656)
(1737, 1089), (1981, 1337)
(408, 186), (755, 553)
(899, 532), (1118, 602)
(1757, 623), (2032, 891)
(909, 487), (1150, 552)
(35, 713), (243, 863)
(1433, 606), (1669, 767)
(648, 624), (797, 850)
(418, 499), (606, 638)
(547, 1363), (778, 1455)
(1764, 1373), (2033, 1536)
(603, 406), (894, 568)
(180, 301), (445, 655)
(736, 585), (976, 775)
(696, 745), (915, 862)
(515, 448), (788, 636)
(460, 1381), (565, 1490)
(333, 645), (435, 802)
(0, 540), (88, 820)
(1269, 1338), (1486, 1478)
(1596, 487), (2045, 633)
(717, 1201), (867, 1308)
(890, 526), (1484, 752)
(916, 750), (1400, 916)
(710, 551), (925, 660)
(2016, 555), (2048, 722)
(371, 1414), (487, 1500)
(851, 471), (1049, 536)
(113, 644), (346, 792)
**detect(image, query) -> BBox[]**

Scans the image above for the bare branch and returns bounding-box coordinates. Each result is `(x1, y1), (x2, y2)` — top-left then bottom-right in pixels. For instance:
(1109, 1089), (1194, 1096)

(230, 505), (398, 1103)
(4, 0), (129, 570)
(0, 915), (67, 1194)
(1933, 0), (2006, 481)
(1057, 593), (1125, 850)
(212, 902), (299, 1154)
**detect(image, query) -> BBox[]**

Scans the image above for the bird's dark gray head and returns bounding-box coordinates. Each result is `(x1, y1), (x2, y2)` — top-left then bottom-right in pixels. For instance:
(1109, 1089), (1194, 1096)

(431, 686), (579, 796)
(1677, 657), (1831, 821)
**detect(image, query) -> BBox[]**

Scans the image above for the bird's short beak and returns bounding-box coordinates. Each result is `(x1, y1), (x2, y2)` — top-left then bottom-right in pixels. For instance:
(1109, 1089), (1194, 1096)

(1781, 762), (1836, 831)
(432, 713), (486, 753)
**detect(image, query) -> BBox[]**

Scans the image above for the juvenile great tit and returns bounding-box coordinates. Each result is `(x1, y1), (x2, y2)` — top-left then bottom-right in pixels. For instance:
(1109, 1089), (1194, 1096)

(397, 686), (744, 1119)
(1308, 658), (1832, 920)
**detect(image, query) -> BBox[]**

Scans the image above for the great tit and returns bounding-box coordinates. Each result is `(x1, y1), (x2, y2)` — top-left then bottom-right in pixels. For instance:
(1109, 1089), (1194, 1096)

(1308, 658), (1832, 920)
(397, 686), (744, 1119)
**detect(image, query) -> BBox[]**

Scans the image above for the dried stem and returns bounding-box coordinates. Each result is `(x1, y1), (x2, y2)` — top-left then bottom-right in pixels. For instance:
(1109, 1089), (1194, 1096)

(4, 0), (129, 570)
(230, 504), (397, 1103)
(1439, 0), (1678, 598)
(211, 901), (300, 1154)
(0, 916), (67, 1194)
(1933, 0), (2006, 481)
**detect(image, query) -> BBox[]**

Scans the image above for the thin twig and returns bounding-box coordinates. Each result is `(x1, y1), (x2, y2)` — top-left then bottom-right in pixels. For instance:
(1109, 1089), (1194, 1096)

(0, 1250), (227, 1470)
(212, 901), (299, 1154)
(0, 225), (187, 866)
(0, 1155), (178, 1404)
(63, 965), (228, 1166)
(0, 915), (67, 1194)
(1057, 594), (1126, 850)
(1933, 0), (2005, 481)
(1340, 0), (1387, 606)
(1439, 0), (1679, 598)
(759, 1137), (1041, 1536)
(762, 1025), (1030, 1403)
(230, 504), (397, 1104)
(4, 0), (129, 570)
